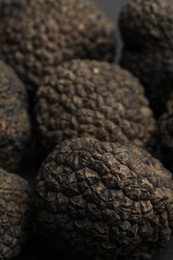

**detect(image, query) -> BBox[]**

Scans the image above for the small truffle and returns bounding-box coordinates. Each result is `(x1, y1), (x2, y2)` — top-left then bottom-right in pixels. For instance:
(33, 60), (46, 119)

(34, 59), (157, 151)
(35, 137), (173, 260)
(119, 0), (173, 117)
(0, 168), (32, 259)
(0, 61), (31, 172)
(0, 0), (116, 93)
(159, 92), (173, 171)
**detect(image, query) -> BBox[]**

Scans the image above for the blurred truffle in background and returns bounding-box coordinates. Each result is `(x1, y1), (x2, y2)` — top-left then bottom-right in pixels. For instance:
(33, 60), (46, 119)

(0, 0), (117, 94)
(119, 0), (173, 118)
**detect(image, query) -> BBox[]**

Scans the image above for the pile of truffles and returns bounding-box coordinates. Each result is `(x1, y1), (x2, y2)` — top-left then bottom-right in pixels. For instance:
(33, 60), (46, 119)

(0, 0), (173, 259)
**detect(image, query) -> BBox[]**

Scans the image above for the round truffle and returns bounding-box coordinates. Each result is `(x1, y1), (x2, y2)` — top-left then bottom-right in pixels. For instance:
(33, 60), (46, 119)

(35, 137), (173, 260)
(0, 168), (32, 259)
(119, 0), (173, 117)
(0, 61), (31, 172)
(0, 0), (116, 93)
(34, 59), (157, 151)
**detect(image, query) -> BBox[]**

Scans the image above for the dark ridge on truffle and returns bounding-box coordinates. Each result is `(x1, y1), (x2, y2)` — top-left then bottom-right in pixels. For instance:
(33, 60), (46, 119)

(0, 61), (32, 172)
(119, 0), (173, 117)
(0, 0), (116, 93)
(35, 137), (173, 260)
(0, 168), (33, 259)
(34, 59), (157, 152)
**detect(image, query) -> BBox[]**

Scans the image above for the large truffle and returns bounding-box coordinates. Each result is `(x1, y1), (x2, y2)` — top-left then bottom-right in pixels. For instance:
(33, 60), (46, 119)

(0, 0), (116, 93)
(34, 59), (157, 151)
(35, 137), (173, 260)
(0, 168), (32, 259)
(159, 92), (173, 171)
(0, 61), (31, 172)
(119, 0), (173, 117)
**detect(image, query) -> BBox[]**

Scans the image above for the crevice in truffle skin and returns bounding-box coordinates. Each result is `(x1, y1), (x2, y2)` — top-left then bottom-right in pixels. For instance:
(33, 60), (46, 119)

(35, 137), (173, 260)
(0, 0), (116, 94)
(0, 61), (32, 172)
(34, 59), (157, 153)
(119, 0), (173, 118)
(0, 168), (33, 260)
(159, 91), (173, 172)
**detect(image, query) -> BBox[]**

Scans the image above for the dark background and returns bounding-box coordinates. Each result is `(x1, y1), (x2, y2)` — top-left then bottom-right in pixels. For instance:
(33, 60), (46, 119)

(15, 1), (173, 259)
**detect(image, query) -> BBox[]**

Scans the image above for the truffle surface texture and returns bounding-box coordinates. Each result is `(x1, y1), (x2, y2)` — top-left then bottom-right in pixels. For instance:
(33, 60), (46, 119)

(119, 0), (173, 117)
(35, 137), (173, 260)
(34, 59), (157, 151)
(0, 61), (31, 172)
(0, 168), (32, 259)
(0, 0), (116, 93)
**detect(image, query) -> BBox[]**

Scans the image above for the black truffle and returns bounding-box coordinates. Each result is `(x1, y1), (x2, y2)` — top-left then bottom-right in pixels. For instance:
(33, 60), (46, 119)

(0, 0), (116, 93)
(34, 59), (157, 152)
(0, 168), (32, 259)
(35, 137), (173, 260)
(119, 0), (173, 117)
(0, 61), (31, 172)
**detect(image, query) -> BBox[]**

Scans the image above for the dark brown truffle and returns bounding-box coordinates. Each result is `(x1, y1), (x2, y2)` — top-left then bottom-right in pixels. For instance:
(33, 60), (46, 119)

(119, 0), (173, 117)
(0, 61), (31, 172)
(0, 0), (116, 93)
(34, 59), (157, 152)
(159, 92), (173, 171)
(35, 137), (173, 260)
(0, 168), (32, 259)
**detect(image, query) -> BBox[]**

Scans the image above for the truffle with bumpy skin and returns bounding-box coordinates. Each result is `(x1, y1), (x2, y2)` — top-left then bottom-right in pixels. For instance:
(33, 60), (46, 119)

(119, 0), (173, 117)
(35, 137), (173, 260)
(0, 0), (116, 93)
(34, 59), (157, 151)
(0, 61), (31, 172)
(0, 168), (32, 259)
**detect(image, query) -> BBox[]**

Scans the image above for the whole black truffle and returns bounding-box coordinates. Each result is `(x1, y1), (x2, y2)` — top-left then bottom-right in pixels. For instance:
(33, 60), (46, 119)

(34, 59), (157, 152)
(0, 0), (116, 93)
(119, 0), (173, 117)
(35, 137), (173, 260)
(0, 168), (32, 259)
(0, 61), (31, 172)
(159, 92), (173, 171)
